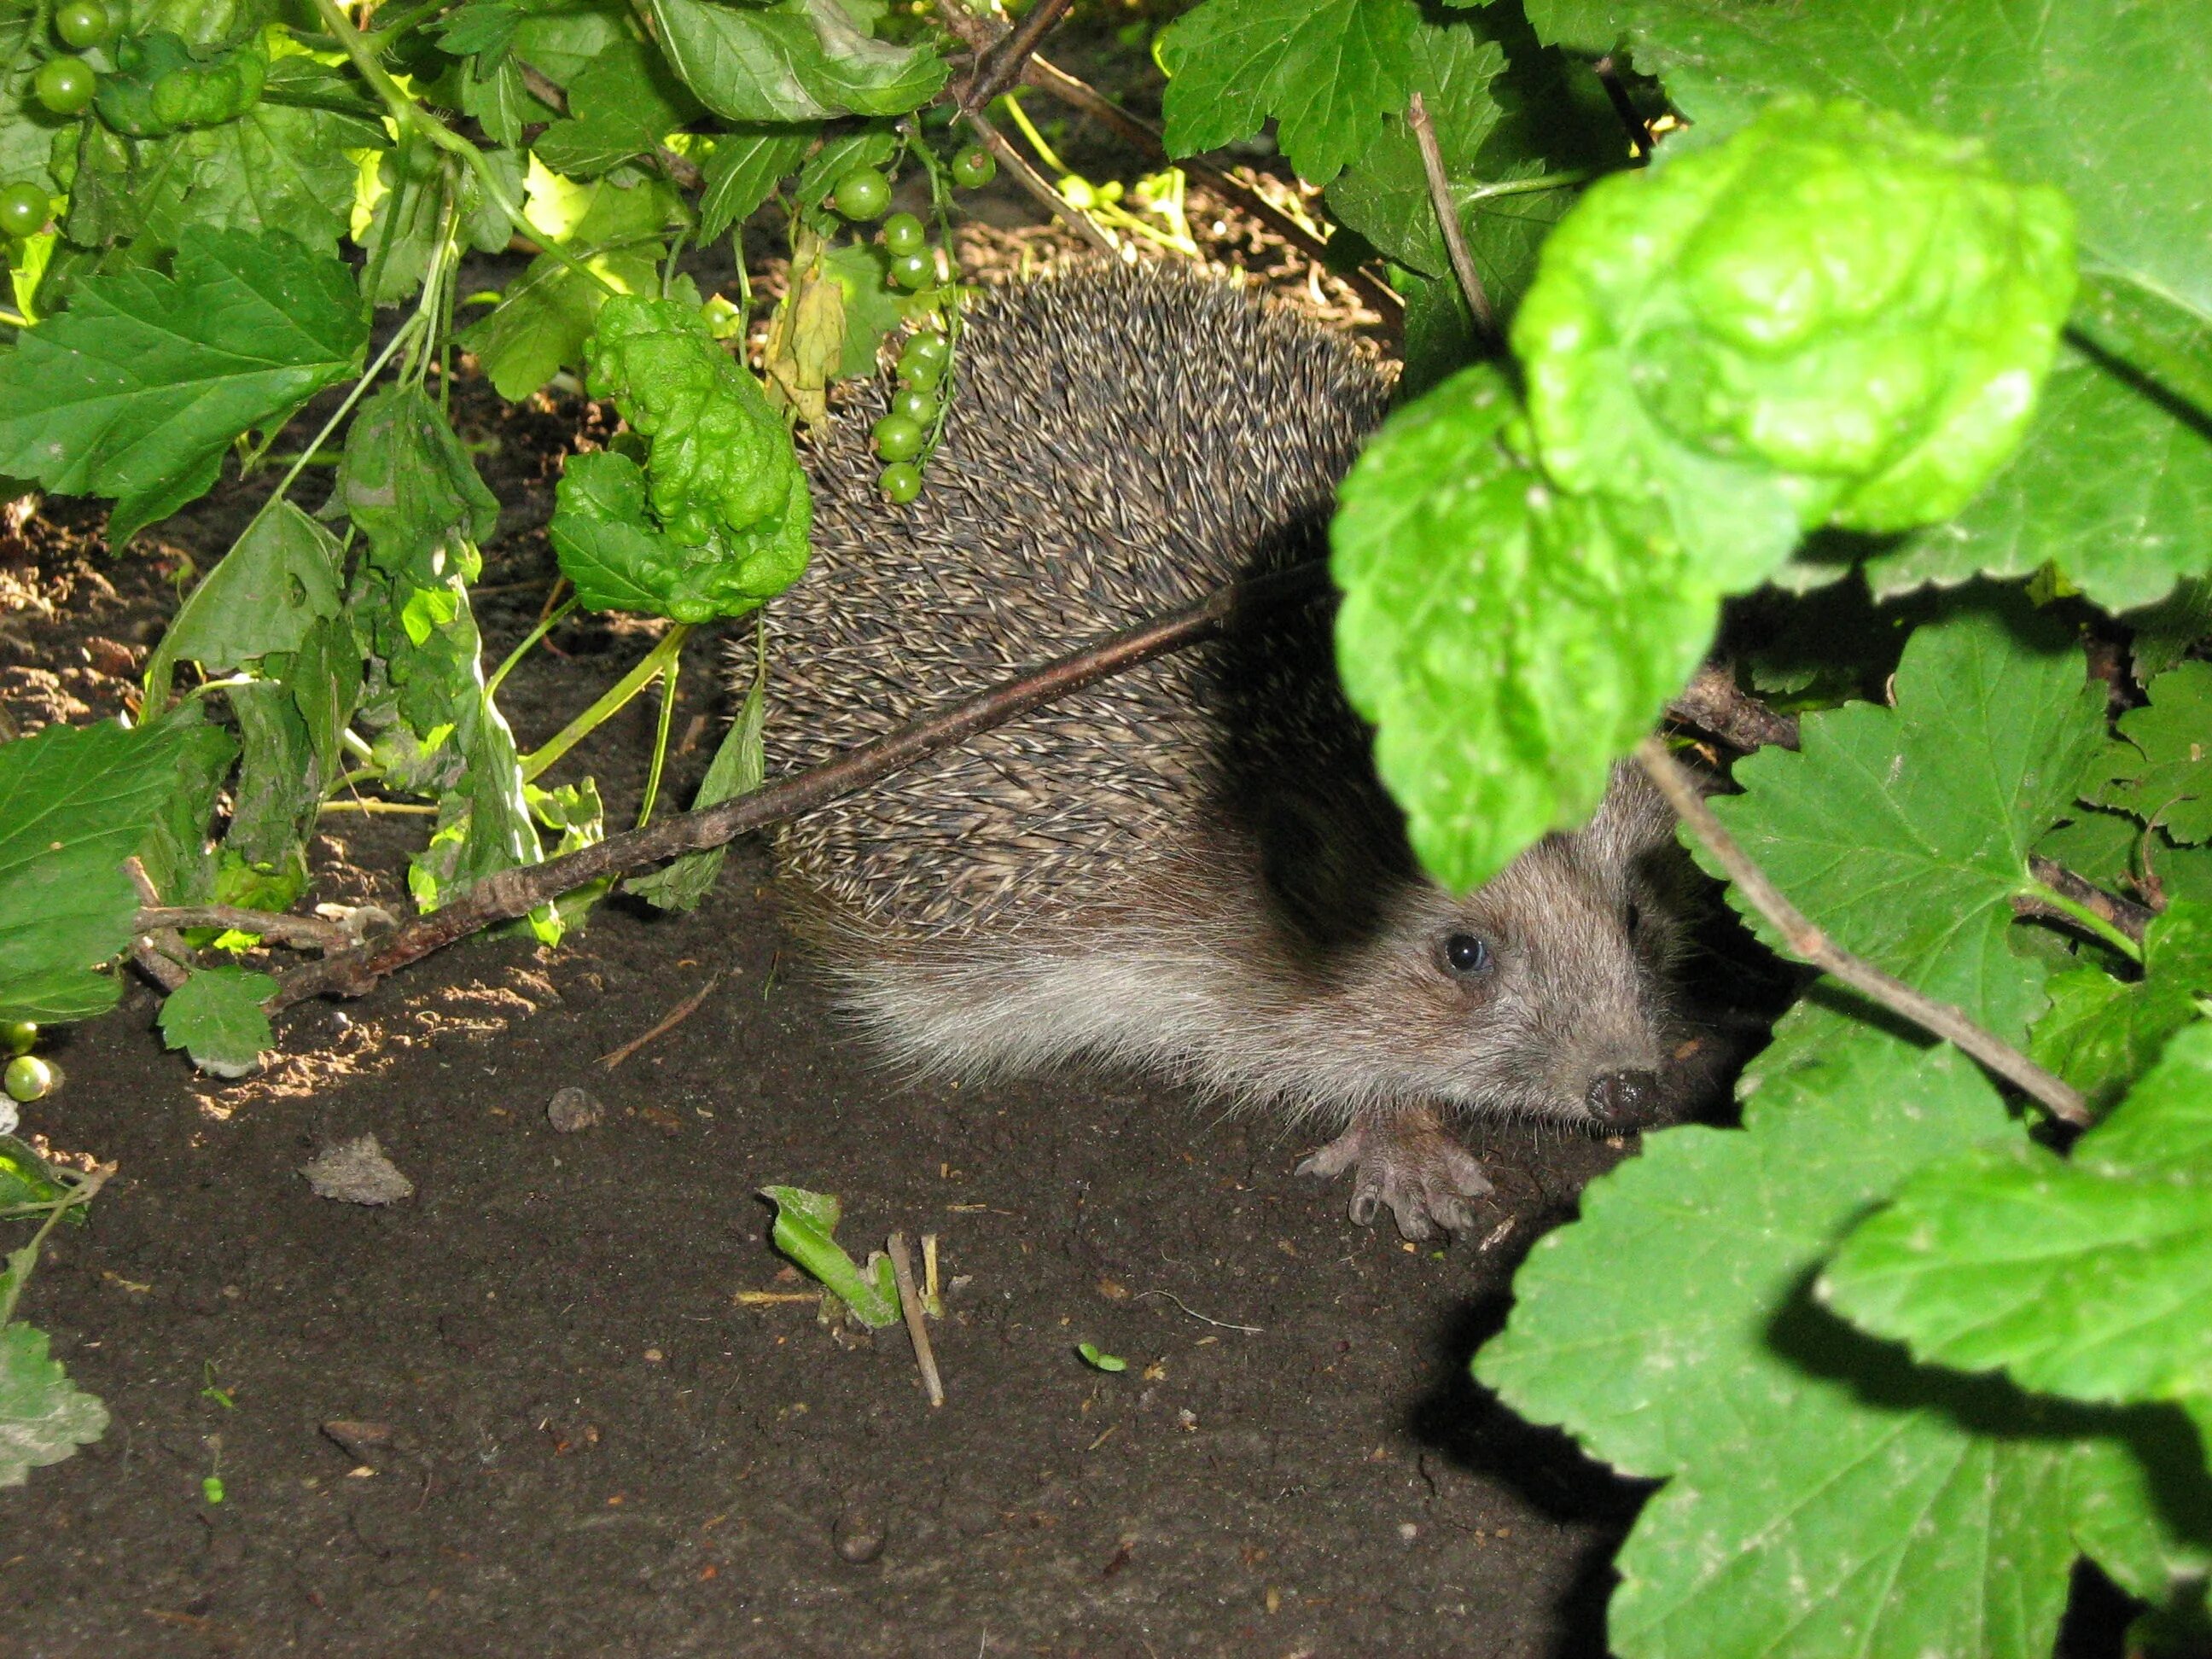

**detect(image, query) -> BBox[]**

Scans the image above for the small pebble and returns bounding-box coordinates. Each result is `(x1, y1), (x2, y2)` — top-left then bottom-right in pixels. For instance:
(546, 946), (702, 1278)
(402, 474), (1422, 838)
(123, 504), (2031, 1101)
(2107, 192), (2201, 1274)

(547, 1086), (603, 1132)
(832, 1510), (888, 1564)
(300, 1135), (413, 1205)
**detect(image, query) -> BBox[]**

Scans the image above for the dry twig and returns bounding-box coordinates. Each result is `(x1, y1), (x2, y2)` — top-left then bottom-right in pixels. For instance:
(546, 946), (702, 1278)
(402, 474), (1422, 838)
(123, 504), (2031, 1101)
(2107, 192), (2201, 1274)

(888, 1232), (945, 1406)
(1407, 92), (1496, 346)
(1635, 737), (2091, 1126)
(597, 971), (724, 1068)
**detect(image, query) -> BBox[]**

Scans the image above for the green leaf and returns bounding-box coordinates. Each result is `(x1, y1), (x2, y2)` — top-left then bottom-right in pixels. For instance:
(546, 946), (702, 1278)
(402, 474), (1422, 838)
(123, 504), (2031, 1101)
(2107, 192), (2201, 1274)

(2032, 902), (2212, 1109)
(67, 101), (380, 256)
(2070, 271), (2212, 428)
(0, 1324), (107, 1487)
(0, 720), (192, 1023)
(156, 965), (276, 1079)
(760, 1184), (899, 1329)
(1846, 340), (2212, 614)
(1478, 1011), (2133, 1657)
(1527, 0), (2212, 336)
(284, 614), (364, 792)
(1515, 99), (2076, 585)
(644, 0), (947, 125)
(224, 678), (320, 870)
(1157, 0), (1421, 186)
(1703, 603), (2106, 1040)
(0, 1138), (67, 1215)
(696, 125), (814, 242)
(458, 246), (663, 402)
(353, 137), (448, 306)
(630, 637), (765, 911)
(131, 705), (238, 909)
(145, 501), (346, 701)
(1329, 363), (1714, 888)
(533, 37), (702, 179)
(0, 13), (67, 198)
(1825, 1022), (2212, 1412)
(335, 385), (501, 582)
(2093, 661), (2212, 844)
(0, 226), (366, 544)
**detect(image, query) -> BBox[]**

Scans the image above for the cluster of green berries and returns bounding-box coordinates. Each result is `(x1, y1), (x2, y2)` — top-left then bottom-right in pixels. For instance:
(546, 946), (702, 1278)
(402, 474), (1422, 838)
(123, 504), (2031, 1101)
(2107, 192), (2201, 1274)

(1, 0), (110, 236)
(829, 143), (998, 291)
(872, 329), (952, 503)
(3, 1021), (51, 1105)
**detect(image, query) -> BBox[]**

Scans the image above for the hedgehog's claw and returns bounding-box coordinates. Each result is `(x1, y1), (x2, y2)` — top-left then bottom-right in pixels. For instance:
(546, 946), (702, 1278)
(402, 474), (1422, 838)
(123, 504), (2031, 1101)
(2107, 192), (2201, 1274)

(1295, 1108), (1493, 1241)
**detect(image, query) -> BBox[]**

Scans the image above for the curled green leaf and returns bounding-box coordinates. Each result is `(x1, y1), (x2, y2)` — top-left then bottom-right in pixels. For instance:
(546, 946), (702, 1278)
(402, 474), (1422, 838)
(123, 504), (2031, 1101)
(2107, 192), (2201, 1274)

(1516, 97), (2077, 582)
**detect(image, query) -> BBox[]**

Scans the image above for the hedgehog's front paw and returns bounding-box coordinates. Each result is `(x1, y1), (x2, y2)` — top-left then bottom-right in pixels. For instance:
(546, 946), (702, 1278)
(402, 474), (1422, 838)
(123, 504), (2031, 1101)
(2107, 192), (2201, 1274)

(1295, 1107), (1493, 1241)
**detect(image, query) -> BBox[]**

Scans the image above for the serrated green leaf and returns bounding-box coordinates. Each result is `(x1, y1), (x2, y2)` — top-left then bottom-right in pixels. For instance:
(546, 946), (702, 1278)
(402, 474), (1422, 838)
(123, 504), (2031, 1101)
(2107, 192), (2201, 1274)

(354, 137), (449, 306)
(696, 125), (813, 242)
(2069, 271), (2212, 428)
(1158, 0), (1421, 186)
(1528, 0), (2212, 335)
(225, 678), (318, 869)
(0, 1324), (107, 1487)
(2031, 902), (2212, 1109)
(458, 246), (663, 401)
(70, 101), (380, 257)
(644, 0), (947, 124)
(533, 36), (701, 179)
(146, 501), (346, 701)
(0, 226), (365, 544)
(1826, 1022), (2212, 1412)
(2093, 661), (2212, 845)
(1476, 1011), (2102, 1656)
(1330, 362), (1714, 888)
(0, 720), (192, 1023)
(285, 614), (364, 790)
(1703, 604), (2105, 1040)
(156, 965), (276, 1079)
(1849, 340), (2212, 614)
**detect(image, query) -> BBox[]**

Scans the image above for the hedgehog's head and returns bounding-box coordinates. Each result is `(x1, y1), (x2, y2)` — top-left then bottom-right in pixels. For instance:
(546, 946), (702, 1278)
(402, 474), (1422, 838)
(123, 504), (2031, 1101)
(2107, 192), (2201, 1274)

(1255, 763), (1696, 1126)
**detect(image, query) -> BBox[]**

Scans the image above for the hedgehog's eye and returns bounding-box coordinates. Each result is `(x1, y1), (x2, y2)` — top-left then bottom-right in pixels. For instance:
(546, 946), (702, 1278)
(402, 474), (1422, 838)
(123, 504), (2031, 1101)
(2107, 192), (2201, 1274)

(1626, 901), (1642, 936)
(1442, 932), (1492, 977)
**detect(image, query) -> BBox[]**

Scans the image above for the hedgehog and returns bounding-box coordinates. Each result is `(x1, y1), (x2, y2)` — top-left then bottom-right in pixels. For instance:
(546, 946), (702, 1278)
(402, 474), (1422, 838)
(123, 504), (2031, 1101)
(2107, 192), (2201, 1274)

(755, 260), (1701, 1240)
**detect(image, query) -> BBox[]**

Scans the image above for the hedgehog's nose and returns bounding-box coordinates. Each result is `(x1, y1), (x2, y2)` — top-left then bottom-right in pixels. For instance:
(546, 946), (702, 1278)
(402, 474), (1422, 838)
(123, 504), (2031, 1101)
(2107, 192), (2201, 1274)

(1586, 1068), (1660, 1126)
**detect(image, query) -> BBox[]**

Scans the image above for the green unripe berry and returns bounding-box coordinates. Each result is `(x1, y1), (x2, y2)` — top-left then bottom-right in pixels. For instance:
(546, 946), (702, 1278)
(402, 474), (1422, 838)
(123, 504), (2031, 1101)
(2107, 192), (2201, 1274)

(882, 212), (927, 258)
(879, 463), (923, 504)
(951, 145), (996, 189)
(888, 250), (934, 290)
(1, 1020), (35, 1057)
(888, 386), (936, 423)
(872, 413), (925, 462)
(833, 168), (890, 221)
(900, 357), (943, 393)
(34, 55), (95, 114)
(4, 1055), (53, 1103)
(899, 329), (949, 373)
(54, 0), (111, 48)
(0, 182), (48, 239)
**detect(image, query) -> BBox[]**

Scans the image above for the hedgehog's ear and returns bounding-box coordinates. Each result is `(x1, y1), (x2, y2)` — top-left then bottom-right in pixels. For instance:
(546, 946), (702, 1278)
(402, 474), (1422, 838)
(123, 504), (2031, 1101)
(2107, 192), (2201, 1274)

(1257, 789), (1396, 950)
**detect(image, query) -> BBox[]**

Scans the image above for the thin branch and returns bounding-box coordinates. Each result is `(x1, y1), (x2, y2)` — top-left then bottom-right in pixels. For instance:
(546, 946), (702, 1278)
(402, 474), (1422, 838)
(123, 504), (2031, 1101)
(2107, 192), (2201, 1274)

(1406, 93), (1497, 348)
(1666, 663), (1800, 753)
(2017, 857), (2153, 952)
(134, 906), (354, 952)
(270, 562), (1333, 1010)
(932, 0), (1403, 320)
(1634, 737), (2092, 1127)
(957, 105), (1119, 257)
(122, 858), (190, 993)
(961, 0), (1074, 113)
(888, 1233), (945, 1407)
(1591, 55), (1656, 158)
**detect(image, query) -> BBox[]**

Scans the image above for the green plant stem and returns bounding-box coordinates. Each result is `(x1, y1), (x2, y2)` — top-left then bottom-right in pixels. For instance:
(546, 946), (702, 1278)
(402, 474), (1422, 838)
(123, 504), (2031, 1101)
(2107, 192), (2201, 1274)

(310, 0), (616, 298)
(3, 0), (53, 95)
(2024, 882), (2145, 962)
(362, 0), (448, 46)
(1458, 170), (1598, 206)
(486, 596), (579, 698)
(0, 1164), (107, 1330)
(319, 798), (438, 814)
(636, 649), (681, 828)
(521, 624), (692, 784)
